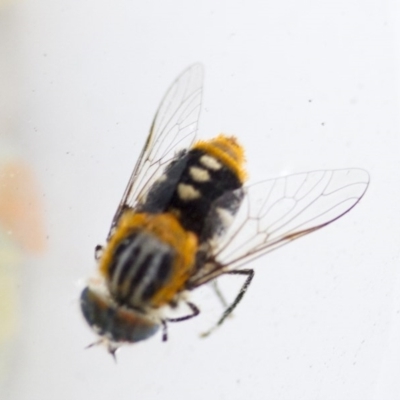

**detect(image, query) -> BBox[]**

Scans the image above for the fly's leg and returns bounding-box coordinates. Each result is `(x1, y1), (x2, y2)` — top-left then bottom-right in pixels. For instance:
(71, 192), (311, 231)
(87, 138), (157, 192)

(201, 269), (254, 338)
(161, 320), (168, 342)
(210, 280), (229, 308)
(167, 301), (200, 322)
(94, 245), (103, 261)
(161, 302), (200, 342)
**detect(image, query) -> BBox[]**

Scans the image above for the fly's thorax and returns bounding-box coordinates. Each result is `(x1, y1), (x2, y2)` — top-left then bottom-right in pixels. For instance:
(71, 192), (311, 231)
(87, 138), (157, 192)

(98, 211), (198, 309)
(80, 284), (160, 344)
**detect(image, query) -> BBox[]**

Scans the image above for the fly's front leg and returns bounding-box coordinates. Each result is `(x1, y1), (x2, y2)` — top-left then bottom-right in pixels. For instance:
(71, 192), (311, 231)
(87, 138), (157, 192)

(161, 301), (201, 341)
(161, 320), (168, 342)
(201, 269), (254, 338)
(166, 301), (200, 323)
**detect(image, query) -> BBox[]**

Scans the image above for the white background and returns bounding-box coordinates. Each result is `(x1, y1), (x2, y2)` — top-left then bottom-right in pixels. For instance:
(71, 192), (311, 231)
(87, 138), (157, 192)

(1, 0), (399, 399)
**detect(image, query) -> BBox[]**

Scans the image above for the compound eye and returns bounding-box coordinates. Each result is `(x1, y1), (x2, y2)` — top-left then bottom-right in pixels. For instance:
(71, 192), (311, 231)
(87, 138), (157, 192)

(80, 287), (160, 344)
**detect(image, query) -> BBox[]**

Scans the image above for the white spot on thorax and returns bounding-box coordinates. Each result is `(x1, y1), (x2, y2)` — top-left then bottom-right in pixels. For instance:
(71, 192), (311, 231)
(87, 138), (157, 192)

(177, 183), (201, 200)
(189, 166), (210, 182)
(200, 155), (222, 170)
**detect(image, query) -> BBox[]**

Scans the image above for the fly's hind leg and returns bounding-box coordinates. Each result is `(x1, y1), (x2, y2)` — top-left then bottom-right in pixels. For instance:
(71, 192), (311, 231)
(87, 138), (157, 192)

(201, 269), (254, 338)
(210, 280), (229, 308)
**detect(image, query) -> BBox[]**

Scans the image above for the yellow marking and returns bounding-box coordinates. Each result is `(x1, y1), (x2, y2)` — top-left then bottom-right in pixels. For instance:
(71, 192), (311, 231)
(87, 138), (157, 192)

(157, 174), (167, 183)
(193, 134), (247, 182)
(199, 155), (222, 170)
(189, 166), (210, 182)
(177, 183), (201, 201)
(99, 211), (198, 307)
(216, 207), (234, 227)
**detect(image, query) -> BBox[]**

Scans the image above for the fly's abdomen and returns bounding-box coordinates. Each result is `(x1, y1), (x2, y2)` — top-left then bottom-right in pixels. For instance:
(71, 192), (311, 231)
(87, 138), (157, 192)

(99, 212), (198, 309)
(139, 135), (247, 242)
(170, 134), (247, 240)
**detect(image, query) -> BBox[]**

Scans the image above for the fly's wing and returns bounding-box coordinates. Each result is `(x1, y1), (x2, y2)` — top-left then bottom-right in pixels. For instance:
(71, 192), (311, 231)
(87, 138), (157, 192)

(110, 64), (204, 232)
(189, 168), (369, 287)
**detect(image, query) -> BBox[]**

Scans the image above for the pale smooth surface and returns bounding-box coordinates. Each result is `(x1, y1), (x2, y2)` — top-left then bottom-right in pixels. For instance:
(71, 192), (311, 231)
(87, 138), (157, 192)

(1, 1), (399, 399)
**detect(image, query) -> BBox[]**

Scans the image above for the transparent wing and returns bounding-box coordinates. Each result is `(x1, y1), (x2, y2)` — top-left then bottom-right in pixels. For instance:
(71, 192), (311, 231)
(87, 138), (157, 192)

(111, 64), (204, 229)
(190, 168), (369, 286)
